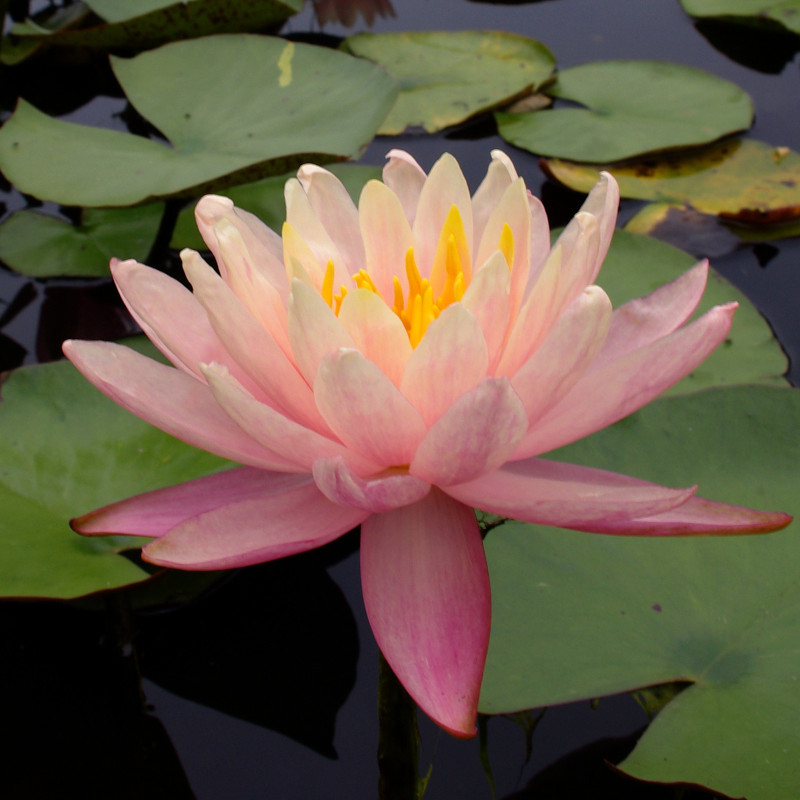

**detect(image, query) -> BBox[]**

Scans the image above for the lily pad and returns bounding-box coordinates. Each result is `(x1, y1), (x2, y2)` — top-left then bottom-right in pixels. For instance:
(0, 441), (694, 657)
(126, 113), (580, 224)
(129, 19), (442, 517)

(342, 30), (555, 134)
(0, 35), (398, 206)
(625, 202), (800, 254)
(171, 163), (382, 252)
(4, 0), (302, 58)
(0, 204), (164, 278)
(680, 0), (800, 35)
(0, 340), (230, 599)
(482, 382), (800, 800)
(584, 230), (788, 393)
(542, 139), (800, 224)
(496, 60), (753, 163)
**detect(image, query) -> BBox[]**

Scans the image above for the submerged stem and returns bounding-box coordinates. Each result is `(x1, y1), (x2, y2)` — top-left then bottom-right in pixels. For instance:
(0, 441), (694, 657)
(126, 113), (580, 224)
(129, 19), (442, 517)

(377, 651), (422, 800)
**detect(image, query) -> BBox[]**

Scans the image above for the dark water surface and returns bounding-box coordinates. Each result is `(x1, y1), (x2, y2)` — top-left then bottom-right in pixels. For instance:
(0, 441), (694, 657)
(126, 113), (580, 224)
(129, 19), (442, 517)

(1, 1), (798, 798)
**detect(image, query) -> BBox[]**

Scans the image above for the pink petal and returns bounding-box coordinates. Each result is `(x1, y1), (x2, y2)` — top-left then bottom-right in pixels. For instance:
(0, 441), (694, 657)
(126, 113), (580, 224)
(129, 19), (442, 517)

(579, 171), (620, 284)
(400, 304), (489, 427)
(383, 149), (427, 227)
(285, 178), (352, 291)
(62, 340), (296, 470)
(202, 362), (381, 476)
(549, 210), (601, 314)
(412, 153), (473, 280)
(460, 251), (511, 372)
(111, 258), (234, 383)
(361, 489), (490, 737)
(410, 378), (528, 486)
(194, 195), (284, 286)
(444, 458), (698, 530)
(515, 303), (737, 459)
(183, 250), (327, 433)
(206, 221), (291, 355)
(510, 286), (612, 424)
(296, 163), (365, 275)
(287, 279), (356, 385)
(337, 288), (412, 387)
(575, 495), (792, 536)
(595, 260), (709, 368)
(471, 150), (518, 247)
(314, 349), (427, 466)
(358, 178), (415, 300)
(143, 480), (369, 570)
(312, 457), (430, 512)
(73, 467), (305, 537)
(474, 177), (530, 281)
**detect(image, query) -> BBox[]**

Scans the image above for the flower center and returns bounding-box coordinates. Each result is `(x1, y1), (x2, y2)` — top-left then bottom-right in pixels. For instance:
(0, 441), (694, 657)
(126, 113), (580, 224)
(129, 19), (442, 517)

(321, 205), (514, 348)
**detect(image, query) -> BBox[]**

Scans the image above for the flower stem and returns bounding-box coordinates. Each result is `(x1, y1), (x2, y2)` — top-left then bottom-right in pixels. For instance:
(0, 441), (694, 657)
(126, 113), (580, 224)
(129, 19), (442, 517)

(377, 651), (421, 800)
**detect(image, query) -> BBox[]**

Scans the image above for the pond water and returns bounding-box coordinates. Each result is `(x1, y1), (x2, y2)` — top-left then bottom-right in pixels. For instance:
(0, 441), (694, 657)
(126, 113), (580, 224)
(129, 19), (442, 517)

(1, 1), (798, 798)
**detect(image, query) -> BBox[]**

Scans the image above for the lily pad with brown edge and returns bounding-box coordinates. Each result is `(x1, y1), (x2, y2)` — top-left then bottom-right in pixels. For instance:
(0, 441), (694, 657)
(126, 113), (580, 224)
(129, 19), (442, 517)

(0, 204), (164, 278)
(0, 338), (232, 599)
(542, 139), (800, 224)
(625, 202), (800, 256)
(496, 60), (753, 163)
(0, 35), (398, 207)
(170, 163), (382, 253)
(342, 30), (555, 134)
(2, 0), (302, 62)
(481, 382), (800, 800)
(680, 0), (800, 35)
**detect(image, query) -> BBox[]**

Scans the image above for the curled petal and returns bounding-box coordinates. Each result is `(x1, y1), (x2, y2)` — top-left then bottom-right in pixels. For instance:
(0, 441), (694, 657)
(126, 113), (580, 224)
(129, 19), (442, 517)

(312, 457), (430, 512)
(515, 303), (738, 459)
(579, 170), (620, 284)
(73, 467), (306, 537)
(361, 490), (489, 737)
(62, 340), (296, 470)
(445, 459), (698, 531)
(471, 149), (519, 246)
(143, 480), (368, 570)
(315, 348), (427, 466)
(410, 378), (528, 486)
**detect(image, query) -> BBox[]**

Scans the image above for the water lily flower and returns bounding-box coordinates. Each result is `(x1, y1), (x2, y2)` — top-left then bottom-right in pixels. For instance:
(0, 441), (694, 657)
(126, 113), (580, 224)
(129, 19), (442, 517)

(63, 150), (791, 738)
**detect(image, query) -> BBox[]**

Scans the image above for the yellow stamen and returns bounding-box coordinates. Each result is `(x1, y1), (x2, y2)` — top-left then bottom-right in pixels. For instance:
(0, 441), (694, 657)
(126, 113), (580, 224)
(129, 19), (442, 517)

(499, 222), (514, 270)
(334, 285), (347, 313)
(353, 268), (379, 293)
(321, 260), (334, 307)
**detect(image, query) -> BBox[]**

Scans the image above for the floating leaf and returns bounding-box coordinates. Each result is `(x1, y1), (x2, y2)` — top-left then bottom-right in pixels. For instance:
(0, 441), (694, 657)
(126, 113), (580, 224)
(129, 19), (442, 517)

(342, 30), (555, 134)
(4, 0), (302, 59)
(0, 340), (230, 599)
(680, 0), (800, 35)
(543, 139), (800, 224)
(0, 35), (398, 206)
(171, 163), (382, 252)
(482, 383), (800, 800)
(625, 202), (800, 255)
(497, 60), (753, 162)
(0, 204), (164, 278)
(585, 230), (787, 393)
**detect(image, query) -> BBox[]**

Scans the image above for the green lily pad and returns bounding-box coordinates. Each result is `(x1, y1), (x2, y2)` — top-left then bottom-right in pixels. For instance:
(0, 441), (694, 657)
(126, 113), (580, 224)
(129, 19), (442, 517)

(342, 30), (555, 134)
(543, 139), (800, 224)
(482, 382), (800, 800)
(171, 163), (382, 252)
(0, 340), (230, 599)
(0, 35), (398, 206)
(4, 0), (302, 58)
(587, 230), (788, 393)
(0, 204), (164, 278)
(496, 60), (753, 163)
(680, 0), (800, 35)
